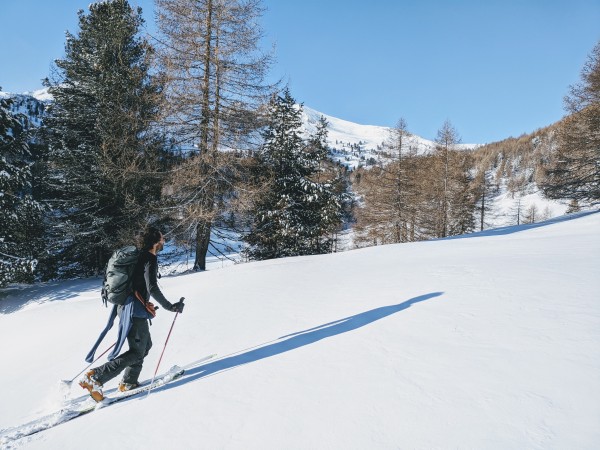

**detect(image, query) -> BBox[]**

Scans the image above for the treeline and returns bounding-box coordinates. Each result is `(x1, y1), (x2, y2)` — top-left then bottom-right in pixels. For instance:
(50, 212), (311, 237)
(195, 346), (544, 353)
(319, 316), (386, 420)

(0, 0), (348, 286)
(1, 0), (598, 287)
(353, 38), (600, 245)
(353, 119), (477, 245)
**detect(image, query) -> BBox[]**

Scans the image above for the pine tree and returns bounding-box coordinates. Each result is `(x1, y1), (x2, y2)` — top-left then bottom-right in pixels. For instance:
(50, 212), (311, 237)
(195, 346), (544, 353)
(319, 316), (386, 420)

(43, 0), (166, 277)
(542, 39), (600, 204)
(0, 94), (44, 286)
(305, 115), (348, 253)
(244, 89), (342, 260)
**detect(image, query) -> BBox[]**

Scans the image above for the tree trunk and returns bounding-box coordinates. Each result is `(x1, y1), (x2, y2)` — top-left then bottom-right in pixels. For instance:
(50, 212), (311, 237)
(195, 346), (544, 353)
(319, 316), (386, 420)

(194, 219), (212, 271)
(193, 0), (213, 272)
(480, 193), (485, 231)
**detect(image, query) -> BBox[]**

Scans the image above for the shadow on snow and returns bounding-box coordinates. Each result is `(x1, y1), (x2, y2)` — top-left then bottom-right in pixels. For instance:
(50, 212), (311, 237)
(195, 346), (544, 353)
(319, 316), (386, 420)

(157, 292), (443, 394)
(0, 278), (101, 314)
(439, 209), (599, 241)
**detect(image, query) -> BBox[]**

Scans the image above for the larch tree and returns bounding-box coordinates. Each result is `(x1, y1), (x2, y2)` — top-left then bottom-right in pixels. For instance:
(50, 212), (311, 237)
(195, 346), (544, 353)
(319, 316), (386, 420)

(423, 120), (475, 238)
(155, 0), (274, 270)
(354, 118), (422, 245)
(472, 164), (499, 231)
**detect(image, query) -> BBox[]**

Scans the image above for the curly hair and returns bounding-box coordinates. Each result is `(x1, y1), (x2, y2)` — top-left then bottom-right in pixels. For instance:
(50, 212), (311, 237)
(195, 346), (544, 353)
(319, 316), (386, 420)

(138, 226), (163, 251)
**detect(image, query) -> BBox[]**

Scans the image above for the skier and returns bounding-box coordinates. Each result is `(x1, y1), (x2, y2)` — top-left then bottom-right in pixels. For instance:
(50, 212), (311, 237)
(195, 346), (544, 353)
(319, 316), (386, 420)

(79, 227), (185, 401)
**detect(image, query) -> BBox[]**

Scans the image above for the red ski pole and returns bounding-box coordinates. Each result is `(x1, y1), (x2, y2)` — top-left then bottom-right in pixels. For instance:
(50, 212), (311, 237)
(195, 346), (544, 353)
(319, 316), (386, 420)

(147, 298), (184, 397)
(62, 342), (116, 386)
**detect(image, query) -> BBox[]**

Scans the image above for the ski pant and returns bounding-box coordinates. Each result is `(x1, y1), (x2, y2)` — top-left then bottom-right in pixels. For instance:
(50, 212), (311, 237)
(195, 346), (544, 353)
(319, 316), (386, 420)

(92, 317), (153, 385)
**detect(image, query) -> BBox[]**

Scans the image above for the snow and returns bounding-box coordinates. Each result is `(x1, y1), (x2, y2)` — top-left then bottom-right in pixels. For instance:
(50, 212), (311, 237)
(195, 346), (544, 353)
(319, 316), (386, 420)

(23, 88), (53, 102)
(0, 89), (52, 103)
(492, 188), (569, 227)
(1, 210), (599, 448)
(302, 106), (478, 170)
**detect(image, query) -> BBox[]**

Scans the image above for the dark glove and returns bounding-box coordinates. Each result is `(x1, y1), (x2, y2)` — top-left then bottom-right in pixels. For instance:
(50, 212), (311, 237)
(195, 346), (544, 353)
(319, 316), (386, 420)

(171, 298), (185, 313)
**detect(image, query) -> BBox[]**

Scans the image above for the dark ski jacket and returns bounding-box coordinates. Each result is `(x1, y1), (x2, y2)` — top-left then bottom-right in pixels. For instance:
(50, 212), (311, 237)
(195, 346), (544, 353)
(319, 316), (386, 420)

(132, 251), (173, 311)
(85, 251), (174, 362)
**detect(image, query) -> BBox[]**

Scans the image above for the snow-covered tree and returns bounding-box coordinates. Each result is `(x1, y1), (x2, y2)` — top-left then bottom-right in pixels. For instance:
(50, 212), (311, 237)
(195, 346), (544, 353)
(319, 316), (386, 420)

(0, 94), (43, 286)
(244, 89), (343, 260)
(43, 0), (166, 277)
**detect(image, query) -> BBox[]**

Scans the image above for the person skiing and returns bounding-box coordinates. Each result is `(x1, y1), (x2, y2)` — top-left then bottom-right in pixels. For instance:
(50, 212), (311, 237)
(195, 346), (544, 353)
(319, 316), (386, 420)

(79, 226), (185, 401)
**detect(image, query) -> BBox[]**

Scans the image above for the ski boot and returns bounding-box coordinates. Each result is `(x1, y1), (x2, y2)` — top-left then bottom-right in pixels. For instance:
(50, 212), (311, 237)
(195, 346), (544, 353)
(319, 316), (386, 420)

(118, 381), (140, 392)
(79, 370), (104, 402)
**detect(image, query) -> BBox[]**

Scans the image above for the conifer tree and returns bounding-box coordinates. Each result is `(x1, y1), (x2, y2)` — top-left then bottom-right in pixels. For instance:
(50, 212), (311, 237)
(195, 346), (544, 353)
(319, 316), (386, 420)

(543, 40), (600, 204)
(43, 0), (166, 276)
(0, 94), (43, 286)
(354, 118), (422, 244)
(305, 115), (348, 253)
(566, 199), (581, 214)
(423, 120), (475, 238)
(473, 166), (499, 231)
(448, 152), (476, 235)
(244, 89), (342, 260)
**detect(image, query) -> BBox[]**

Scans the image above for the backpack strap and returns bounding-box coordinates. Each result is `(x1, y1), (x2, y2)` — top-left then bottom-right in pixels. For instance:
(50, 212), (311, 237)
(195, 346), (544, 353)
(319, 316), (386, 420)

(134, 290), (157, 318)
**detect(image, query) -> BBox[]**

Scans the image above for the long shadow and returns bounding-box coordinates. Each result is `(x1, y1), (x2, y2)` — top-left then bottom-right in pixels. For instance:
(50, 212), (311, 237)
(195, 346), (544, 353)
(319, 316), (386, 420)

(158, 292), (443, 393)
(0, 278), (101, 314)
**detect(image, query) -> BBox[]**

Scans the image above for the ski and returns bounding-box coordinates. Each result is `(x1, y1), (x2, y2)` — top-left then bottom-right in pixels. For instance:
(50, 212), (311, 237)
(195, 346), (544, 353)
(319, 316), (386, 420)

(0, 353), (217, 445)
(106, 351), (217, 402)
(78, 366), (186, 414)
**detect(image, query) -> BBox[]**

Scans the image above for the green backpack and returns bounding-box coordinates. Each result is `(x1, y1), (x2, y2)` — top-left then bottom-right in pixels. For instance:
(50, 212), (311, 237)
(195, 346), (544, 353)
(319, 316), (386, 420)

(101, 246), (140, 306)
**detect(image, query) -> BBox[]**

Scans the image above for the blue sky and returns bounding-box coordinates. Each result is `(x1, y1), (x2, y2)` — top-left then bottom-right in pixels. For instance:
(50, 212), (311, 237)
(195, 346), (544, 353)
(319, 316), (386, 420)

(1, 0), (599, 143)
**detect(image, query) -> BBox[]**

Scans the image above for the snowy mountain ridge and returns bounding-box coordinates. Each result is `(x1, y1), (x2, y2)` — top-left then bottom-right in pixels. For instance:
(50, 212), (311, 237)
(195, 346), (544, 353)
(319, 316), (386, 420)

(302, 105), (478, 169)
(1, 88), (476, 170)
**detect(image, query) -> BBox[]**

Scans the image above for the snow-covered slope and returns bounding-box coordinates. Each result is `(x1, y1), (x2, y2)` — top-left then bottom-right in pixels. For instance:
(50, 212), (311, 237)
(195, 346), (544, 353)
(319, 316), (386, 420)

(0, 89), (50, 128)
(1, 210), (599, 449)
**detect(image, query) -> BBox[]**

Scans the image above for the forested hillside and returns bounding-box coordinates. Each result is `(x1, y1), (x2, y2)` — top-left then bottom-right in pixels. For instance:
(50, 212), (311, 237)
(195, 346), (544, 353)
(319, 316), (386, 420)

(1, 0), (597, 286)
